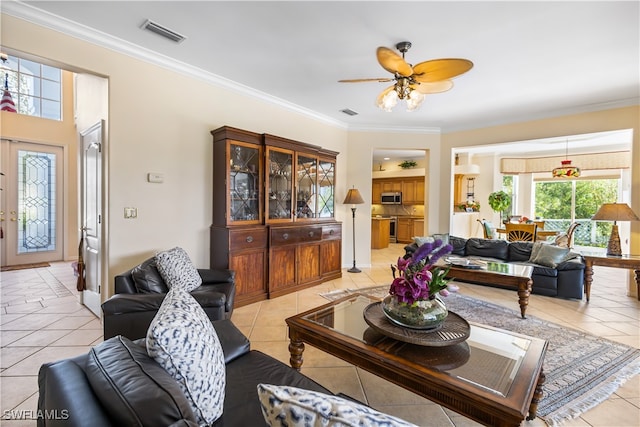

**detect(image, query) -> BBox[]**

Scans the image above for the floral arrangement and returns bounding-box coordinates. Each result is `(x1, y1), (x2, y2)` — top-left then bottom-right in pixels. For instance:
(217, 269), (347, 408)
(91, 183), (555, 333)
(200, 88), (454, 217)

(457, 201), (480, 211)
(390, 239), (457, 305)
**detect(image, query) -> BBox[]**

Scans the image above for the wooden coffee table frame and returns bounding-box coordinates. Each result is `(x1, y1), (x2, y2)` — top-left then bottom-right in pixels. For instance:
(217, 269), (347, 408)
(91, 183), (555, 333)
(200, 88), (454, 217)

(445, 263), (533, 318)
(582, 253), (640, 301)
(286, 295), (547, 427)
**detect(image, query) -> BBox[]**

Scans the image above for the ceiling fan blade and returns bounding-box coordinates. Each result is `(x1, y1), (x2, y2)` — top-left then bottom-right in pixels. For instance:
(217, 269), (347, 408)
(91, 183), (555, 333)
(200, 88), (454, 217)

(412, 80), (454, 94)
(376, 47), (413, 77)
(412, 58), (473, 83)
(338, 78), (393, 83)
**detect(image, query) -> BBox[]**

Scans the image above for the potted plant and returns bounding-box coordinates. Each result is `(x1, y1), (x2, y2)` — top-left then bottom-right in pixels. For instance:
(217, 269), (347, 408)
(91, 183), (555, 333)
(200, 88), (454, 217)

(398, 160), (417, 169)
(488, 191), (511, 224)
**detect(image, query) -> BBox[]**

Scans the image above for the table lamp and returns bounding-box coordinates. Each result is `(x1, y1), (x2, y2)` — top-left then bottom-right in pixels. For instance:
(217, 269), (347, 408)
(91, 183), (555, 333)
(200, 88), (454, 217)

(591, 203), (640, 256)
(343, 187), (365, 273)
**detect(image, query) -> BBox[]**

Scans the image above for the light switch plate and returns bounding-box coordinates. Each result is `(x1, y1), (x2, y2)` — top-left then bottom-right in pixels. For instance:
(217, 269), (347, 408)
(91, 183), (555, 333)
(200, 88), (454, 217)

(147, 173), (164, 183)
(124, 207), (137, 218)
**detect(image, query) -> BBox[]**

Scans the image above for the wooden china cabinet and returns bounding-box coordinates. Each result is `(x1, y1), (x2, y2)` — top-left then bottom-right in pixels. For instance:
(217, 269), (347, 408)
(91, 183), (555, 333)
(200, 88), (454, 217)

(210, 127), (341, 307)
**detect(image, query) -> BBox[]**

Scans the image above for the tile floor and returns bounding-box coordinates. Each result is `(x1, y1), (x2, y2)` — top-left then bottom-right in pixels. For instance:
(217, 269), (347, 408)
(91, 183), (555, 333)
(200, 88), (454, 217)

(1, 244), (639, 426)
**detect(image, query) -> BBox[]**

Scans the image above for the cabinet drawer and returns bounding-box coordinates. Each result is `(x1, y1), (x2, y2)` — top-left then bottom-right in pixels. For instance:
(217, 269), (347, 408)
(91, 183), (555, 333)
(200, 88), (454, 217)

(299, 226), (323, 243)
(230, 228), (268, 250)
(271, 228), (299, 246)
(322, 224), (342, 240)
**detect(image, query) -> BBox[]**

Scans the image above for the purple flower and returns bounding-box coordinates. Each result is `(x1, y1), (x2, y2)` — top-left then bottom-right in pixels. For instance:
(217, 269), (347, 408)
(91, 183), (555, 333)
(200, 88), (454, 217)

(389, 240), (455, 305)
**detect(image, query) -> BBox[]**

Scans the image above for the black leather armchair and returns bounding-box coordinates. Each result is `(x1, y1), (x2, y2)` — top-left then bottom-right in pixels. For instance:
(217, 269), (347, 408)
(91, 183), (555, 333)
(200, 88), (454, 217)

(102, 258), (235, 340)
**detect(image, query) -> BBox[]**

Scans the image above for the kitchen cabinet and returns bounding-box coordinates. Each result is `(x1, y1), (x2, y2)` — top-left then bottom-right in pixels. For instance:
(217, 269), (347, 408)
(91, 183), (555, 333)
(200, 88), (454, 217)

(396, 217), (425, 243)
(372, 180), (382, 204)
(397, 218), (413, 243)
(372, 177), (424, 204)
(371, 218), (390, 249)
(402, 177), (425, 204)
(412, 219), (425, 237)
(211, 126), (341, 306)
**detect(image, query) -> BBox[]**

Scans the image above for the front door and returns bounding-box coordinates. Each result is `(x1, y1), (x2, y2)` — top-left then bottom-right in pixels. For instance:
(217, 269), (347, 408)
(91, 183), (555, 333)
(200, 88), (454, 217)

(1, 140), (64, 267)
(80, 122), (104, 317)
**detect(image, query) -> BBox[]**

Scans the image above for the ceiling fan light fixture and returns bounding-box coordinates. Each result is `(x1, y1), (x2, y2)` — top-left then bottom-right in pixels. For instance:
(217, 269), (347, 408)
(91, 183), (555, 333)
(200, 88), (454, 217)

(406, 89), (425, 112)
(377, 89), (399, 112)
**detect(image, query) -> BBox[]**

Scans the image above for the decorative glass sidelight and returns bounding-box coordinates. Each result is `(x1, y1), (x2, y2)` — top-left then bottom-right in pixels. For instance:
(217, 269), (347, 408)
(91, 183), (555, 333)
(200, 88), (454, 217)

(17, 150), (56, 253)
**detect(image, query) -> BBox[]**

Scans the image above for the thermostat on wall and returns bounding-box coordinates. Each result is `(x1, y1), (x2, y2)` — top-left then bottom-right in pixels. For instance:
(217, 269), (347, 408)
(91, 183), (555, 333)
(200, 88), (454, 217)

(147, 172), (164, 183)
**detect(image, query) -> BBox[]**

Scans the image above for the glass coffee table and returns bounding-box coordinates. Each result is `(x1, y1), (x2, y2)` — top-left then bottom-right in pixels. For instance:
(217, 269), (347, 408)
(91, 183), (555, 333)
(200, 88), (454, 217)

(286, 294), (547, 427)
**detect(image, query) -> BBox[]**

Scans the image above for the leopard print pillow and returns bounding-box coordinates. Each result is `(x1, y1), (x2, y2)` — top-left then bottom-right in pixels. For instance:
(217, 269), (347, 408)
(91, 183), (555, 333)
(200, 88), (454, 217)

(147, 287), (225, 425)
(155, 247), (202, 292)
(257, 384), (418, 427)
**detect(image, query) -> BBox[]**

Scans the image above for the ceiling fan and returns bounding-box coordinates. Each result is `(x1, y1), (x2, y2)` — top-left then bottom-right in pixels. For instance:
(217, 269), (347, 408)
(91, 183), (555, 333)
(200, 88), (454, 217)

(339, 41), (473, 112)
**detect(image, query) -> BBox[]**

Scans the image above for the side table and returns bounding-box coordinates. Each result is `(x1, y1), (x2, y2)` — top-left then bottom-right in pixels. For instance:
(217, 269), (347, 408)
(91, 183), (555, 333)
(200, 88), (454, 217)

(581, 253), (640, 301)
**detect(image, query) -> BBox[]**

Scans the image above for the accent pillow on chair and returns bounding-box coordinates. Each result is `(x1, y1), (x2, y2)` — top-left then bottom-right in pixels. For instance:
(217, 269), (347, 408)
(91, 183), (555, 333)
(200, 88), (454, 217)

(155, 247), (202, 292)
(147, 287), (226, 426)
(257, 384), (418, 427)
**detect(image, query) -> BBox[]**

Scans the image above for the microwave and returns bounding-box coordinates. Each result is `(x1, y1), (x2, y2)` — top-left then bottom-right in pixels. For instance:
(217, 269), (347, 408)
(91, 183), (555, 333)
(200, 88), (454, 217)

(381, 192), (402, 204)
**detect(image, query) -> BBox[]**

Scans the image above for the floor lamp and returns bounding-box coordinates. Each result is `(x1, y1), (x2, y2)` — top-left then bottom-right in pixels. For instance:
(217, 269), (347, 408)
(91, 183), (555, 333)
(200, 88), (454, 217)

(591, 203), (640, 256)
(343, 187), (365, 273)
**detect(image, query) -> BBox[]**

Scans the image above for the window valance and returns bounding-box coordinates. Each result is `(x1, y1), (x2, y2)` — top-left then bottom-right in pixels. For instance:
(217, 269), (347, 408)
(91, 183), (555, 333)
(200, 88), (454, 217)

(500, 151), (630, 174)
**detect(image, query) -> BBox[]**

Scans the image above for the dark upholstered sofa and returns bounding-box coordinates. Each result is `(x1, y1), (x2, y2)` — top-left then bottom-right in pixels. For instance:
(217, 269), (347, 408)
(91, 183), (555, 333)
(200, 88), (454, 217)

(405, 237), (585, 299)
(37, 320), (331, 427)
(102, 257), (236, 341)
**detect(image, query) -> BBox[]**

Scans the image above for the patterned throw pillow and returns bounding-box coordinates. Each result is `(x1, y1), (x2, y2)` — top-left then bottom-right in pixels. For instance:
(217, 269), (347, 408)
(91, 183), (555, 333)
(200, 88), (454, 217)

(155, 247), (202, 292)
(529, 242), (571, 268)
(147, 288), (226, 425)
(257, 384), (418, 427)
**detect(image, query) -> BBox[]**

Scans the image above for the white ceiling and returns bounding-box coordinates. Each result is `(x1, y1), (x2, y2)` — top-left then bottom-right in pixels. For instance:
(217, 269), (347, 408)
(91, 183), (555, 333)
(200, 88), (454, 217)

(4, 1), (637, 161)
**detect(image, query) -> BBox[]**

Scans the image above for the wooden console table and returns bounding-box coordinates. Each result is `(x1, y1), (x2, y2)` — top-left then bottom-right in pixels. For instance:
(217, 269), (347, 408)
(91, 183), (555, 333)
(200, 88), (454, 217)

(581, 253), (640, 301)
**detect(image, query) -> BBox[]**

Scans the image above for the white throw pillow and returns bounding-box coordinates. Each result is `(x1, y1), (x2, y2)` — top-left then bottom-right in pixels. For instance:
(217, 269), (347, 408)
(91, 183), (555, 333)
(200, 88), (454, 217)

(147, 287), (225, 425)
(155, 246), (202, 291)
(257, 383), (418, 427)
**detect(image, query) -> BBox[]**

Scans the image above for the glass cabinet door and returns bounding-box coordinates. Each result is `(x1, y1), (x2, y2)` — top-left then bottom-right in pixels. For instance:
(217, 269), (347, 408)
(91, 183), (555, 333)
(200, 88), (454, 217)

(317, 158), (335, 218)
(266, 147), (293, 222)
(296, 154), (317, 219)
(229, 142), (260, 223)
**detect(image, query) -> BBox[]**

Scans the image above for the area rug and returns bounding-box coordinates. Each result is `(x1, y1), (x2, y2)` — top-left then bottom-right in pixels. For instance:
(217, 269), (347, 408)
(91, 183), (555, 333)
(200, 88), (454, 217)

(1, 262), (50, 272)
(320, 285), (640, 426)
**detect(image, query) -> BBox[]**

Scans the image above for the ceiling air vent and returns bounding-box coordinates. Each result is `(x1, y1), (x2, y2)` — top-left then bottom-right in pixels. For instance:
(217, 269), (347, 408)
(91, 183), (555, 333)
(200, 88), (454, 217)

(340, 108), (358, 116)
(141, 19), (186, 43)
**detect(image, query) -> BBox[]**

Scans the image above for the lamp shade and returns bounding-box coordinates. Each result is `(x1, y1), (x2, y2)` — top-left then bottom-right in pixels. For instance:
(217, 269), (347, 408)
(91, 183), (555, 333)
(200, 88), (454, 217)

(591, 203), (640, 222)
(343, 188), (364, 205)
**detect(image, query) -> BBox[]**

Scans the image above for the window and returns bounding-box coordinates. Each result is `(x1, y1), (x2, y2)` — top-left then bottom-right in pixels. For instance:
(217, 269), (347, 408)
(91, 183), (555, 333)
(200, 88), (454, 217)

(1, 54), (62, 120)
(534, 178), (618, 247)
(502, 175), (517, 216)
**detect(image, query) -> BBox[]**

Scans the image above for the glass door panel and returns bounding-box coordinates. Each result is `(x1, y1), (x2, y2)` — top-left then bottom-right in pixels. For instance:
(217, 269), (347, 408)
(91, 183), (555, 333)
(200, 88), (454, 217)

(266, 147), (293, 221)
(296, 154), (317, 219)
(229, 143), (260, 223)
(317, 159), (335, 218)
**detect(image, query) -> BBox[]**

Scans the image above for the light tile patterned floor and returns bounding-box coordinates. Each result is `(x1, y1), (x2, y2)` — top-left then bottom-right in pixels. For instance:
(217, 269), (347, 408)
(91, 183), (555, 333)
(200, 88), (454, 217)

(1, 244), (639, 426)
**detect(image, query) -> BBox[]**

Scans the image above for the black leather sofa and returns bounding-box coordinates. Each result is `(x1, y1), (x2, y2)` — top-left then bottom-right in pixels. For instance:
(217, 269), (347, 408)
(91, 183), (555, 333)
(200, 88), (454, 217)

(405, 237), (585, 299)
(37, 320), (331, 427)
(102, 257), (236, 340)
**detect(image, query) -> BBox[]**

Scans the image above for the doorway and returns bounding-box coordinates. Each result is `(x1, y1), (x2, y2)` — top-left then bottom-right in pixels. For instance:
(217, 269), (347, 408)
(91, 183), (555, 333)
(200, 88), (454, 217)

(0, 140), (64, 267)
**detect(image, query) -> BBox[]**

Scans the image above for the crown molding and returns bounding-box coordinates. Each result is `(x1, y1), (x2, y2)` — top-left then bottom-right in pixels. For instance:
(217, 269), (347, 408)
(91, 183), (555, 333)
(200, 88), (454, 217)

(1, 1), (353, 130)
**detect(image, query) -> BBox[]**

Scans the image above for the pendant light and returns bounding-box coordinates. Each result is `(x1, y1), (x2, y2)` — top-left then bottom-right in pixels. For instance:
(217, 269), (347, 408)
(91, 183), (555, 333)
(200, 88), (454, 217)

(552, 139), (580, 178)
